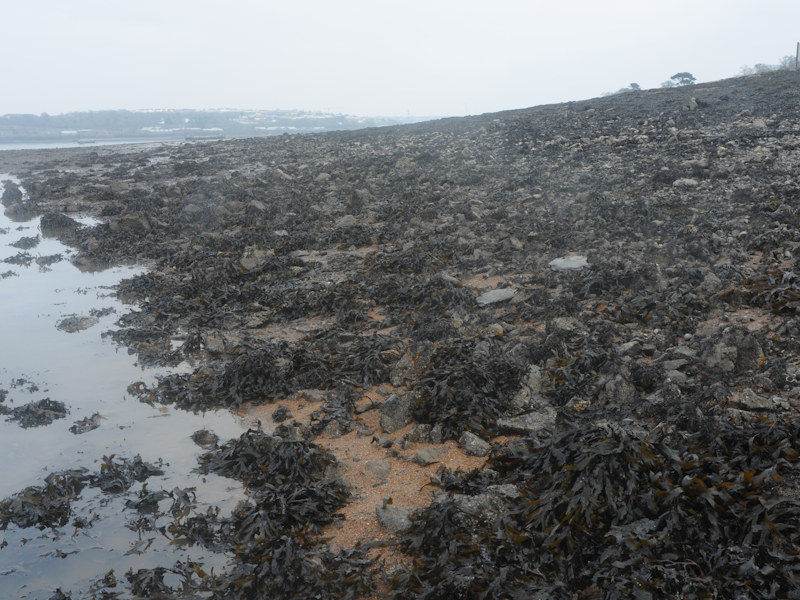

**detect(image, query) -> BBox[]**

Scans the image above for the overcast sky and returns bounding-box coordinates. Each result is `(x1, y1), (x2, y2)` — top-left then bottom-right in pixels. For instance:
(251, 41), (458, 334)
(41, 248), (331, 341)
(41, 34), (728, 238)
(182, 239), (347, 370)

(3, 0), (799, 117)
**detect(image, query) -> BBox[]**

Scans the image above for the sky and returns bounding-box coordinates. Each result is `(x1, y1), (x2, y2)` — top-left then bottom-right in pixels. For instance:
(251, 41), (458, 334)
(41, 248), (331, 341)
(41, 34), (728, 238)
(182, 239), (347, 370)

(2, 0), (799, 118)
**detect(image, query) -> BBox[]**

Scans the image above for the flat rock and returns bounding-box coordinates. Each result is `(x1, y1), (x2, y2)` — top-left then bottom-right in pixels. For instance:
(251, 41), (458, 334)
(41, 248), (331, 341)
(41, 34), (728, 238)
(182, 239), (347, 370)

(549, 255), (589, 271)
(476, 288), (516, 305)
(412, 446), (447, 466)
(363, 459), (391, 480)
(497, 407), (557, 436)
(459, 431), (490, 457)
(376, 504), (411, 533)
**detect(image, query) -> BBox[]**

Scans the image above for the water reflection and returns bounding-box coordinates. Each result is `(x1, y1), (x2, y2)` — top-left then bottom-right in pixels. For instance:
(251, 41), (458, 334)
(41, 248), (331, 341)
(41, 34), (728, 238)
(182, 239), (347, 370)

(0, 175), (246, 598)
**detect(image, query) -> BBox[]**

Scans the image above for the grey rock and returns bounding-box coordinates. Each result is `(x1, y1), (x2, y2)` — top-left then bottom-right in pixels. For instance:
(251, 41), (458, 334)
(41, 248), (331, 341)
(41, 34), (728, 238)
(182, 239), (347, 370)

(273, 168), (293, 181)
(616, 340), (642, 356)
(497, 407), (556, 436)
(40, 212), (80, 237)
(672, 178), (699, 188)
(380, 391), (417, 433)
(240, 247), (275, 270)
(731, 388), (788, 412)
(334, 214), (358, 228)
(699, 271), (723, 294)
(191, 429), (218, 448)
(56, 315), (99, 333)
(4, 203), (35, 221)
(412, 446), (447, 466)
(429, 423), (444, 445)
(364, 459), (391, 480)
(665, 370), (688, 385)
(661, 359), (688, 371)
(604, 375), (636, 404)
(460, 431), (490, 457)
(701, 327), (764, 374)
(548, 254), (589, 271)
(476, 288), (516, 305)
(110, 214), (151, 233)
(450, 485), (519, 526)
(407, 424), (432, 443)
(376, 504), (411, 533)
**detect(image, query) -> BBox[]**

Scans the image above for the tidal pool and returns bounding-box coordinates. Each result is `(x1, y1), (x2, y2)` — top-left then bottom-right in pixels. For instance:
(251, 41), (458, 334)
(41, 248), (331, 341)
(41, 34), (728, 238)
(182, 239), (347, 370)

(0, 176), (248, 599)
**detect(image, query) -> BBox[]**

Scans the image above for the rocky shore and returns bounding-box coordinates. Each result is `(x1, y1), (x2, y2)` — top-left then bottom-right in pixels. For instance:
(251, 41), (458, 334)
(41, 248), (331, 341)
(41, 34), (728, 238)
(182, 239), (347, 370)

(4, 70), (800, 598)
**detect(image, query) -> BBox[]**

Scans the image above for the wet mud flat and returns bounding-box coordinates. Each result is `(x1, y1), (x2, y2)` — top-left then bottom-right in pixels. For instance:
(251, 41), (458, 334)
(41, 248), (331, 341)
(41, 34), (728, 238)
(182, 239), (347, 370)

(4, 70), (800, 597)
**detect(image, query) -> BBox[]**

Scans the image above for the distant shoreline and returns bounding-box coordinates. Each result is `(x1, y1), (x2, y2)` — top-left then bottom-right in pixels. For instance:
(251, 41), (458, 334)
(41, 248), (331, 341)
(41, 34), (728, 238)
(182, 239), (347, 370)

(0, 138), (181, 151)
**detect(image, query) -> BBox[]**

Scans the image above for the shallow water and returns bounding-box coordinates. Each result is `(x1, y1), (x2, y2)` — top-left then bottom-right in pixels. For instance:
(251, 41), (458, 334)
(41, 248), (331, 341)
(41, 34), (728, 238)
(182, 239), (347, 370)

(0, 176), (247, 598)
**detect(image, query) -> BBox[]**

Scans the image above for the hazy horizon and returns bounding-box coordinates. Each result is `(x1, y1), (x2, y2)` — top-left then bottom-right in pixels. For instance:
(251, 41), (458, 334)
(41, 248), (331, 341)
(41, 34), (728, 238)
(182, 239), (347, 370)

(3, 0), (799, 118)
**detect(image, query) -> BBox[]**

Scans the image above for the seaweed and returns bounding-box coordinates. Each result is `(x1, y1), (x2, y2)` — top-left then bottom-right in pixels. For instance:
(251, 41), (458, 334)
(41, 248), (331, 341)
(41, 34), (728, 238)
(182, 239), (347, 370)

(744, 268), (800, 314)
(6, 397), (68, 428)
(413, 338), (528, 439)
(197, 429), (338, 487)
(389, 419), (800, 598)
(210, 534), (375, 600)
(89, 454), (165, 494)
(0, 470), (87, 530)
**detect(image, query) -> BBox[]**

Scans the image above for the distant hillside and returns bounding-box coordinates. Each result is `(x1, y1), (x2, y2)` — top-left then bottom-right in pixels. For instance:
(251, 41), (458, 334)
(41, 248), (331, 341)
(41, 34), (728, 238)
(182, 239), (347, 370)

(0, 108), (428, 144)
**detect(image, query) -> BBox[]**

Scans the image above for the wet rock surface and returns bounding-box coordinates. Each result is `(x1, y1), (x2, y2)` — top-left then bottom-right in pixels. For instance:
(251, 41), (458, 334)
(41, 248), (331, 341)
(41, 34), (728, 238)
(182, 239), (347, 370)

(5, 70), (800, 597)
(56, 314), (100, 333)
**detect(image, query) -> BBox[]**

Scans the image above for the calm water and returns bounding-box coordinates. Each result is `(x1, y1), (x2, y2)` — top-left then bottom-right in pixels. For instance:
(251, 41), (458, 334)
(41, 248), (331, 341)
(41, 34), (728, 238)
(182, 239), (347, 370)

(0, 175), (247, 599)
(0, 140), (174, 151)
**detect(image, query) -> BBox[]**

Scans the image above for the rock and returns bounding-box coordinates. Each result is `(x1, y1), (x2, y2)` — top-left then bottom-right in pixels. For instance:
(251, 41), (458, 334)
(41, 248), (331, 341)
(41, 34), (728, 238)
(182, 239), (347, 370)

(191, 429), (219, 448)
(548, 254), (589, 271)
(240, 247), (275, 271)
(110, 214), (150, 233)
(476, 288), (516, 305)
(497, 407), (556, 436)
(699, 271), (723, 294)
(273, 168), (293, 181)
(5, 203), (35, 221)
(450, 485), (519, 527)
(380, 392), (417, 433)
(665, 370), (688, 385)
(376, 504), (411, 533)
(334, 214), (358, 228)
(110, 180), (132, 194)
(604, 375), (636, 404)
(1, 180), (23, 206)
(407, 423), (432, 443)
(672, 178), (699, 188)
(460, 431), (490, 457)
(390, 346), (432, 386)
(56, 315), (99, 333)
(412, 446), (447, 466)
(616, 340), (642, 356)
(701, 327), (764, 374)
(730, 389), (789, 412)
(364, 459), (391, 480)
(429, 423), (444, 445)
(70, 253), (109, 273)
(271, 405), (292, 423)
